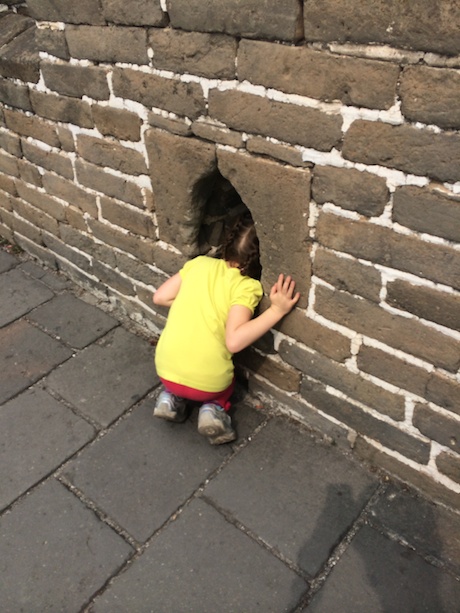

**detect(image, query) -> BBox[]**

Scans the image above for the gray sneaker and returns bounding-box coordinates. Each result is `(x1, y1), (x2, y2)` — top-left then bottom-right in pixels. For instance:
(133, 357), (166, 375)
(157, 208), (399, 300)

(198, 403), (236, 445)
(153, 391), (187, 422)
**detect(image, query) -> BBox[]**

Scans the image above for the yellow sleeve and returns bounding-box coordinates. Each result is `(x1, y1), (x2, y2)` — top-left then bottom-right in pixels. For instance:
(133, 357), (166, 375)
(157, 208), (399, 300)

(230, 277), (263, 314)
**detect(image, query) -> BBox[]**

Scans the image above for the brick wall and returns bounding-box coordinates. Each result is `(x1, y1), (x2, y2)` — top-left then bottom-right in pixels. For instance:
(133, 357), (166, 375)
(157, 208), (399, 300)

(0, 0), (459, 509)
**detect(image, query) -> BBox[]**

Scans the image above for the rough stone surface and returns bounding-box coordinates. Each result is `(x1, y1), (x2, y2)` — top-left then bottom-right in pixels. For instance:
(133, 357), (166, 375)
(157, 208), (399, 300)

(238, 40), (399, 110)
(436, 452), (460, 485)
(66, 25), (149, 64)
(0, 26), (39, 83)
(413, 404), (460, 452)
(0, 266), (54, 327)
(30, 90), (94, 129)
(35, 27), (70, 59)
(0, 76), (32, 111)
(27, 0), (106, 24)
(76, 160), (144, 208)
(41, 62), (110, 100)
(101, 0), (167, 26)
(77, 135), (148, 176)
(92, 105), (142, 141)
(167, 0), (303, 42)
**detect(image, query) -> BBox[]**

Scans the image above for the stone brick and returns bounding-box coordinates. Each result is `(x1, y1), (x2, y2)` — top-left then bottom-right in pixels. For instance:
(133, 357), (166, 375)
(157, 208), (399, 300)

(0, 174), (17, 196)
(59, 224), (117, 269)
(0, 131), (21, 157)
(0, 189), (14, 212)
(0, 27), (39, 83)
(312, 166), (389, 217)
(30, 90), (93, 129)
(0, 13), (34, 48)
(13, 198), (59, 236)
(92, 106), (142, 142)
(0, 151), (19, 177)
(115, 252), (166, 288)
(316, 285), (460, 372)
(313, 247), (381, 303)
(152, 242), (187, 276)
(274, 305), (351, 362)
(168, 0), (303, 42)
(9, 209), (42, 243)
(304, 0), (460, 56)
(41, 62), (110, 100)
(91, 260), (135, 296)
(65, 206), (86, 232)
(65, 26), (148, 64)
(42, 232), (92, 272)
(148, 112), (192, 137)
(238, 347), (301, 392)
(27, 0), (105, 25)
(16, 182), (67, 222)
(150, 29), (237, 79)
(4, 109), (60, 148)
(387, 279), (460, 332)
(209, 89), (342, 152)
(246, 136), (305, 167)
(191, 120), (244, 148)
(426, 374), (460, 417)
(75, 160), (144, 208)
(18, 160), (42, 187)
(343, 120), (460, 183)
(413, 404), (460, 453)
(112, 68), (206, 120)
(217, 149), (312, 304)
(88, 218), (154, 264)
(354, 437), (460, 511)
(76, 135), (148, 176)
(357, 344), (430, 399)
(301, 378), (431, 464)
(101, 0), (167, 26)
(238, 40), (399, 110)
(393, 185), (460, 243)
(436, 451), (460, 486)
(34, 27), (70, 60)
(100, 197), (155, 238)
(316, 211), (460, 291)
(280, 340), (405, 420)
(41, 173), (98, 218)
(22, 141), (74, 180)
(56, 126), (75, 152)
(0, 76), (32, 111)
(400, 65), (460, 129)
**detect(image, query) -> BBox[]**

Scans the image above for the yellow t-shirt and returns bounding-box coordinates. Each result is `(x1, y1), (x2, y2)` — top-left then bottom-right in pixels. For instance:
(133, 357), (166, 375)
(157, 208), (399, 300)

(155, 256), (263, 392)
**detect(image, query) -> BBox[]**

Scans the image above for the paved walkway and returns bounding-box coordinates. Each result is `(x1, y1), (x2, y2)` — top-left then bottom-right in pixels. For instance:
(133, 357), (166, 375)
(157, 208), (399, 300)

(1, 245), (460, 613)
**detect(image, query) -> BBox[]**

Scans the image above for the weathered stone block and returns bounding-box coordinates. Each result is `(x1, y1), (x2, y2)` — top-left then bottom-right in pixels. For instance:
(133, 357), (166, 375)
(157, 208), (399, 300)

(101, 0), (167, 26)
(0, 27), (39, 83)
(0, 76), (32, 111)
(92, 106), (142, 142)
(313, 247), (381, 303)
(13, 199), (59, 236)
(41, 62), (110, 100)
(4, 109), (60, 147)
(30, 90), (93, 129)
(56, 126), (75, 152)
(34, 27), (70, 60)
(238, 40), (399, 110)
(16, 182), (67, 222)
(65, 206), (86, 232)
(0, 131), (21, 157)
(316, 211), (460, 291)
(304, 0), (460, 56)
(0, 151), (19, 177)
(148, 112), (192, 137)
(27, 0), (105, 25)
(238, 347), (301, 392)
(112, 68), (206, 120)
(145, 129), (217, 255)
(22, 141), (74, 180)
(0, 174), (17, 197)
(18, 160), (42, 187)
(209, 89), (342, 151)
(66, 26), (148, 64)
(436, 452), (460, 486)
(217, 149), (312, 303)
(150, 29), (237, 79)
(426, 374), (460, 417)
(301, 378), (431, 464)
(100, 197), (155, 238)
(59, 225), (117, 269)
(413, 404), (460, 453)
(42, 173), (98, 218)
(76, 160), (144, 208)
(343, 120), (460, 183)
(116, 252), (166, 288)
(167, 0), (303, 42)
(88, 218), (154, 264)
(0, 13), (34, 48)
(42, 232), (92, 272)
(316, 285), (460, 372)
(280, 340), (405, 420)
(91, 260), (135, 296)
(400, 65), (460, 130)
(191, 120), (244, 148)
(393, 185), (460, 243)
(77, 135), (148, 176)
(246, 136), (305, 167)
(387, 279), (460, 332)
(312, 166), (389, 217)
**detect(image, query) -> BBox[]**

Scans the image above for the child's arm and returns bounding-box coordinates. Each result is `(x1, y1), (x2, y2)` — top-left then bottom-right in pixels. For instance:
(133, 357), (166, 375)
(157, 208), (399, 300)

(225, 274), (300, 354)
(153, 273), (182, 307)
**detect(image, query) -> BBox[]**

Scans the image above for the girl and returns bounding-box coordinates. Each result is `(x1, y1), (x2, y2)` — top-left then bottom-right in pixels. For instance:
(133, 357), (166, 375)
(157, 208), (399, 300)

(153, 214), (300, 445)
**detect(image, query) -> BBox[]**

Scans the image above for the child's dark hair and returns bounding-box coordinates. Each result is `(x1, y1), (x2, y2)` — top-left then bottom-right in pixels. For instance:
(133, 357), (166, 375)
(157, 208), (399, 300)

(223, 213), (262, 280)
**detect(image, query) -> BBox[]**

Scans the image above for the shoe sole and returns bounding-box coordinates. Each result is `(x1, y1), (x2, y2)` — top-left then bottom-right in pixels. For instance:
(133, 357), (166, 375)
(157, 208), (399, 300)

(153, 401), (186, 422)
(198, 411), (235, 443)
(208, 430), (237, 445)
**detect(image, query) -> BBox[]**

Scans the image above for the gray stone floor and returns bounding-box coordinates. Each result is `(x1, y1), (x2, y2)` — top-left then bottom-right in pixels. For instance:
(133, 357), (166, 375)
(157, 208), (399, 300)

(1, 246), (460, 612)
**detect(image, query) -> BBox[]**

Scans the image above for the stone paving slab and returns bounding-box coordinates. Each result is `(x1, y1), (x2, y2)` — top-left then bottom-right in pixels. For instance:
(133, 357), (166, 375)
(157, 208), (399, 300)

(203, 418), (379, 577)
(0, 249), (18, 273)
(91, 497), (307, 613)
(0, 478), (133, 613)
(306, 524), (460, 612)
(368, 483), (460, 576)
(0, 319), (73, 404)
(61, 396), (260, 543)
(0, 267), (54, 327)
(45, 327), (158, 427)
(27, 292), (119, 349)
(0, 387), (95, 511)
(19, 260), (71, 292)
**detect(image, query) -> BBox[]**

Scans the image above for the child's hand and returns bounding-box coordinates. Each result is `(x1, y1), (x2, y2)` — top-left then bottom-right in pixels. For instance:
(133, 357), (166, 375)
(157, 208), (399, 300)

(269, 274), (300, 316)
